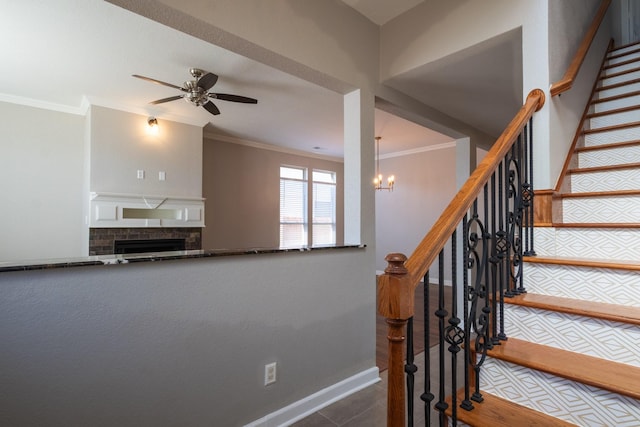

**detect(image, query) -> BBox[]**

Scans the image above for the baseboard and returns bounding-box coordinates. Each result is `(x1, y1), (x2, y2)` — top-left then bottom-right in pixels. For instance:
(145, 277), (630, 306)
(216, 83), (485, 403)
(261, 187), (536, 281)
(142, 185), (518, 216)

(244, 366), (380, 427)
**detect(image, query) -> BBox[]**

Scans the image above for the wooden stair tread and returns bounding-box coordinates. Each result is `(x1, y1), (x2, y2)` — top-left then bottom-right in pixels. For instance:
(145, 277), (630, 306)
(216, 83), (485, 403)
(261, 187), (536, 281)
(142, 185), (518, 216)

(609, 41), (640, 54)
(550, 222), (640, 228)
(603, 57), (640, 71)
(505, 293), (640, 326)
(523, 255), (640, 271)
(591, 89), (640, 105)
(582, 121), (640, 134)
(607, 47), (640, 61)
(599, 65), (640, 81)
(486, 338), (640, 400)
(575, 140), (640, 152)
(559, 189), (640, 198)
(596, 77), (640, 92)
(445, 389), (575, 427)
(567, 161), (640, 173)
(586, 103), (640, 119)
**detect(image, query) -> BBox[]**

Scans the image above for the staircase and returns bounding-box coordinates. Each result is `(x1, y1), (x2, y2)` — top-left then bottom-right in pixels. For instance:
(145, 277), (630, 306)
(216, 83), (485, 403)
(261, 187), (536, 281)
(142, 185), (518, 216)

(453, 42), (640, 426)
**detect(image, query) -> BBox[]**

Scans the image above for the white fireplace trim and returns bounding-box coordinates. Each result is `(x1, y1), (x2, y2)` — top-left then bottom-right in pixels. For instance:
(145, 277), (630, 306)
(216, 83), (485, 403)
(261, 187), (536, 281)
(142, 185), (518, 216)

(89, 192), (205, 228)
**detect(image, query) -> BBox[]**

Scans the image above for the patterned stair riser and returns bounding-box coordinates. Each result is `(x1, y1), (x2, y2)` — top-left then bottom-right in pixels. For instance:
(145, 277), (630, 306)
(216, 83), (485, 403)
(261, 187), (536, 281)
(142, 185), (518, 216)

(533, 227), (640, 261)
(600, 68), (640, 87)
(570, 168), (640, 193)
(607, 50), (640, 66)
(597, 81), (640, 98)
(502, 304), (640, 367)
(590, 109), (640, 128)
(562, 195), (640, 223)
(584, 125), (640, 146)
(593, 93), (640, 113)
(578, 144), (640, 167)
(603, 60), (640, 76)
(480, 357), (640, 427)
(523, 262), (640, 307)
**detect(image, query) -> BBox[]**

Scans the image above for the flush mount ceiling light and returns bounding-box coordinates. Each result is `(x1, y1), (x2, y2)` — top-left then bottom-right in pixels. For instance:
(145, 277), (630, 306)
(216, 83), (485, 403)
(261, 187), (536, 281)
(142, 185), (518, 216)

(373, 136), (395, 191)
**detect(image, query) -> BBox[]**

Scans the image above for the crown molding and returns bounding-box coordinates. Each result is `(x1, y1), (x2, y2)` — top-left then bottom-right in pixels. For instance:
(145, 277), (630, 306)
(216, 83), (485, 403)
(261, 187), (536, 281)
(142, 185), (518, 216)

(85, 96), (209, 127)
(0, 93), (86, 115)
(378, 141), (457, 160)
(203, 132), (344, 163)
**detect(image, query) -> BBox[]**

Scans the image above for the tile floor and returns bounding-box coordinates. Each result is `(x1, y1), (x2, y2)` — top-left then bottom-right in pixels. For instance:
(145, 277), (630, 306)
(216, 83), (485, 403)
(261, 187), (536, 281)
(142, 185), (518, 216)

(290, 346), (463, 426)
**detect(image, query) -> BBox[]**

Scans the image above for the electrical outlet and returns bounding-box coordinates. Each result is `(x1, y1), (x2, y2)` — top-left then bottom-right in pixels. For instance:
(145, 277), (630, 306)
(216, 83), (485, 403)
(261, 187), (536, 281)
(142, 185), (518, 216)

(264, 362), (277, 386)
(137, 169), (145, 179)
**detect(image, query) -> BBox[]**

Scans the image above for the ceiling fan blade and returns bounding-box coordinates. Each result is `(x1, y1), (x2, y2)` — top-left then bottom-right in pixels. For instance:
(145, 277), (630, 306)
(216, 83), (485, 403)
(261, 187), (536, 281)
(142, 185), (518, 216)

(149, 95), (184, 105)
(132, 74), (185, 91)
(197, 72), (219, 91)
(202, 101), (221, 115)
(210, 93), (258, 104)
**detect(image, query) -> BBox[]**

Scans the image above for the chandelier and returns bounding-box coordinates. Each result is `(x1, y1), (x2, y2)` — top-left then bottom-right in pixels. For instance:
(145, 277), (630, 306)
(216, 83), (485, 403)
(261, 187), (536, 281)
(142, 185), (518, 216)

(373, 136), (395, 191)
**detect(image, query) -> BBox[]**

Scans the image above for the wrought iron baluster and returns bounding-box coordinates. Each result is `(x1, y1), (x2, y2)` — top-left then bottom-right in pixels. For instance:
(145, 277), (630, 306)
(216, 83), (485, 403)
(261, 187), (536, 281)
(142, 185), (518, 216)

(498, 161), (508, 340)
(405, 317), (416, 427)
(506, 139), (524, 297)
(445, 230), (464, 425)
(526, 118), (536, 256)
(469, 188), (491, 404)
(434, 251), (449, 426)
(489, 172), (499, 346)
(421, 270), (434, 426)
(461, 213), (473, 412)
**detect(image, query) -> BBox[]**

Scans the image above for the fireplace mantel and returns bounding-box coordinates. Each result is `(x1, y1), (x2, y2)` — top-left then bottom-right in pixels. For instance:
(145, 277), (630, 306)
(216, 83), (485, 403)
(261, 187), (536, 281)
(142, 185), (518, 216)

(89, 192), (205, 228)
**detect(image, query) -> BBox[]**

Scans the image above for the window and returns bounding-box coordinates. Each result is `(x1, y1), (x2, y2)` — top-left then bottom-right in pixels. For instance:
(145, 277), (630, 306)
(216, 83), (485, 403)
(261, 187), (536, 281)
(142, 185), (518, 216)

(280, 166), (307, 248)
(312, 170), (336, 246)
(279, 166), (336, 248)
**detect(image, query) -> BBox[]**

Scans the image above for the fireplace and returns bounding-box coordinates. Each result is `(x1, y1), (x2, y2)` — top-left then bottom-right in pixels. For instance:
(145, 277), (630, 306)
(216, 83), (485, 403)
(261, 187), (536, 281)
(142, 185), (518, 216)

(114, 238), (186, 254)
(89, 228), (201, 256)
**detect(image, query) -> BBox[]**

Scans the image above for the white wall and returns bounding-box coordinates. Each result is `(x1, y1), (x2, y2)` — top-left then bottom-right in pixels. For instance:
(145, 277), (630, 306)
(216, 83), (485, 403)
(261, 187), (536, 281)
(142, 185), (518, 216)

(381, 0), (552, 187)
(0, 102), (205, 262)
(375, 145), (457, 273)
(0, 249), (375, 427)
(0, 102), (85, 261)
(89, 106), (203, 197)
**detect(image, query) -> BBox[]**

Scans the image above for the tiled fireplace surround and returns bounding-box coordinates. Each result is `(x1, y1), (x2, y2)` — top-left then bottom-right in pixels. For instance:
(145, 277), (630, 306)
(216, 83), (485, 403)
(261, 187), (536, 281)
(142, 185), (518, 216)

(89, 228), (202, 256)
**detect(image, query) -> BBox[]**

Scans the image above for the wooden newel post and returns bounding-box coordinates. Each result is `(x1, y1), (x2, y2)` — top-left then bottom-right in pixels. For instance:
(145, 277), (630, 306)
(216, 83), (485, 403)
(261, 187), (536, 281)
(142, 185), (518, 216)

(377, 253), (415, 427)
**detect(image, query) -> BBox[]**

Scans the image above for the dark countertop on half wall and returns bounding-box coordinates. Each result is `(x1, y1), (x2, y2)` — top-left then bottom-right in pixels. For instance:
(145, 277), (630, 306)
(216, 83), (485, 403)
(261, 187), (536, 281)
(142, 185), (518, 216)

(0, 245), (366, 273)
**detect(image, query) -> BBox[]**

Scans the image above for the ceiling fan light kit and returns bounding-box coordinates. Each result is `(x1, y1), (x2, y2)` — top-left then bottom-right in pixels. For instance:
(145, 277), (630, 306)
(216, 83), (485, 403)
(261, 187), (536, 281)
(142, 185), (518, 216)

(132, 68), (258, 116)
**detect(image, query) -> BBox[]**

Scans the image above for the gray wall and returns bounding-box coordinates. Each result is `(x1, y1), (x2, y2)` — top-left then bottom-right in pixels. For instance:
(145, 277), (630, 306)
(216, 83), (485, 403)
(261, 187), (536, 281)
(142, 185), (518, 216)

(90, 106), (203, 197)
(548, 0), (601, 83)
(202, 137), (344, 250)
(0, 250), (375, 427)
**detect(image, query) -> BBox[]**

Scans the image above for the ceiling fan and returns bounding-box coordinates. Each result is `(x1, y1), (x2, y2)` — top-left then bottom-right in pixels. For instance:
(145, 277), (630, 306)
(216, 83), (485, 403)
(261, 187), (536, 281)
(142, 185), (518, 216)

(132, 68), (258, 115)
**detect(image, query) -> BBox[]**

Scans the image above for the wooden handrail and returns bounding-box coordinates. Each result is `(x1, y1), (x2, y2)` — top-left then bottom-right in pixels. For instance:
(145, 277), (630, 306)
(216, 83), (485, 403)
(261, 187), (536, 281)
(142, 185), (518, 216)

(403, 89), (545, 286)
(378, 88), (545, 427)
(550, 0), (611, 96)
(378, 89), (545, 427)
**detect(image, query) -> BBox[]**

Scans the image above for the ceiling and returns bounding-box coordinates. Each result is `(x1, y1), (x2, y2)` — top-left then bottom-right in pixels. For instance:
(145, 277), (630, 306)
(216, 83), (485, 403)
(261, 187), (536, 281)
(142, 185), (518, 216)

(0, 1), (521, 158)
(339, 0), (425, 25)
